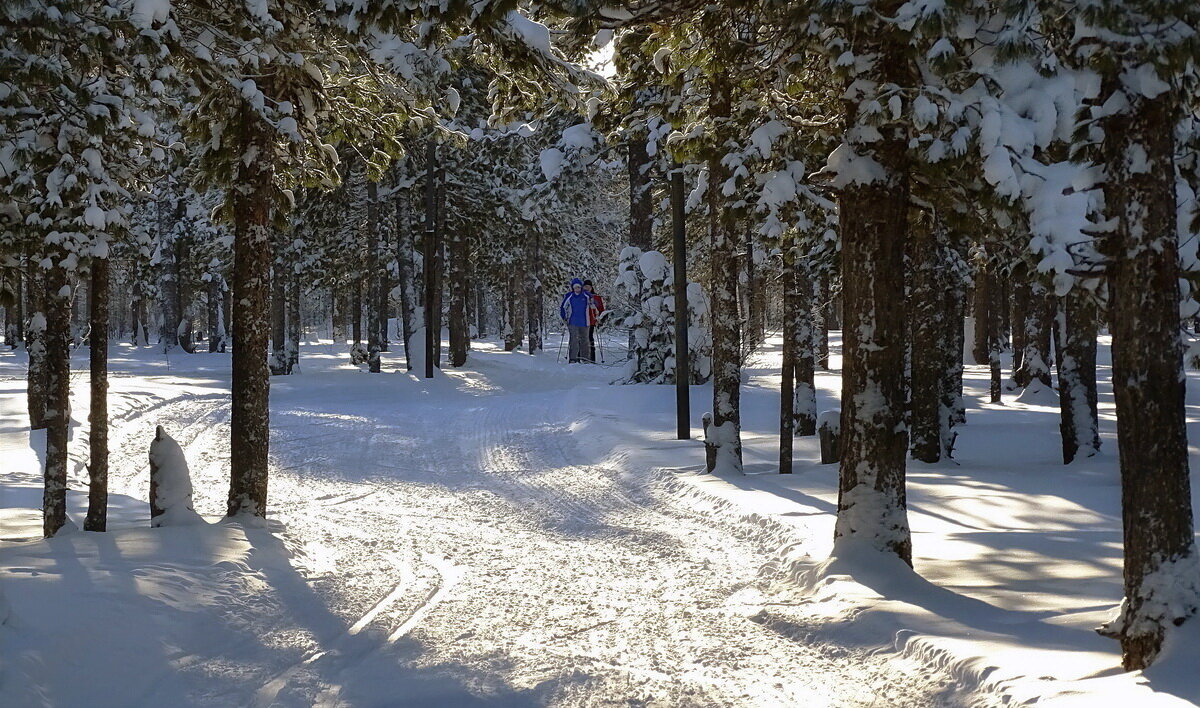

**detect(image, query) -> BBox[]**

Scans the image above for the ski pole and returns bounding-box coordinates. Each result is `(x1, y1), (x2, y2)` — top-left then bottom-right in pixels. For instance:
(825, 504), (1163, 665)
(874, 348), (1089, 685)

(557, 325), (565, 362)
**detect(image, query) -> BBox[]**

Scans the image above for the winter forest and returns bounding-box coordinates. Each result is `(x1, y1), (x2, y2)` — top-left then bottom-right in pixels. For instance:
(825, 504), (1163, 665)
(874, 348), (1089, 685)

(2, 0), (1200, 705)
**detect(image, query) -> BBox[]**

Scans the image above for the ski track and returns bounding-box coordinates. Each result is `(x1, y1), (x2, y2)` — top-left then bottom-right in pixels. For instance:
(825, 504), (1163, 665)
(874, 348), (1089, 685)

(89, 372), (970, 707)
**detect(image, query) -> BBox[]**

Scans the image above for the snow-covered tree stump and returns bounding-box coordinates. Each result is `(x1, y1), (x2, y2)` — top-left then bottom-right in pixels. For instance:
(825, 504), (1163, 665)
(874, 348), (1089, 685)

(818, 410), (841, 465)
(149, 426), (204, 527)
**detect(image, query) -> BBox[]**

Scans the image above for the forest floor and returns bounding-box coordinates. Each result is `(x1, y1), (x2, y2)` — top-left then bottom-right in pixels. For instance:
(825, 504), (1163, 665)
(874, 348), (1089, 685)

(0, 329), (1198, 706)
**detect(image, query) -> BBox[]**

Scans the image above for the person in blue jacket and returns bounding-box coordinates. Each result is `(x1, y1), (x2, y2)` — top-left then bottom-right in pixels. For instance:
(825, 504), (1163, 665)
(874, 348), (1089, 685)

(559, 278), (596, 363)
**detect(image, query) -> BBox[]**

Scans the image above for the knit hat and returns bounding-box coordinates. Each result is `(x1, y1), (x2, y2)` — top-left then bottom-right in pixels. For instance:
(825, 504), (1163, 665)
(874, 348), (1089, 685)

(570, 277), (583, 288)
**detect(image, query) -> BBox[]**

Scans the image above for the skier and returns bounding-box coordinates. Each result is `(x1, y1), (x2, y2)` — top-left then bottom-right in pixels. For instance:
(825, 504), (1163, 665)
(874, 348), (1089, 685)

(583, 279), (605, 363)
(559, 278), (595, 363)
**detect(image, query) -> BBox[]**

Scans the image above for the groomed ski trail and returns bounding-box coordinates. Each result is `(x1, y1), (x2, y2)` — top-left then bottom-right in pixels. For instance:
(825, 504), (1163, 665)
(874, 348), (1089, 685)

(89, 351), (976, 706)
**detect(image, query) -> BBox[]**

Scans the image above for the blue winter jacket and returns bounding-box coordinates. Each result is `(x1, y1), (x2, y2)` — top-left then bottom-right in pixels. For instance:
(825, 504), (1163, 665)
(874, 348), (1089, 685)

(559, 278), (594, 327)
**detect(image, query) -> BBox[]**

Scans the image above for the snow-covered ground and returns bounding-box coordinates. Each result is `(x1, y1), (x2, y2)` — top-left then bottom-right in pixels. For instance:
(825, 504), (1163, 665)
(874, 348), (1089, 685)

(0, 331), (1198, 706)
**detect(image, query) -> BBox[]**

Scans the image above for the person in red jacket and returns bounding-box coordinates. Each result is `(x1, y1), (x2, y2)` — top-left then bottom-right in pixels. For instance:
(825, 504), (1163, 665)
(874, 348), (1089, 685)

(583, 280), (604, 363)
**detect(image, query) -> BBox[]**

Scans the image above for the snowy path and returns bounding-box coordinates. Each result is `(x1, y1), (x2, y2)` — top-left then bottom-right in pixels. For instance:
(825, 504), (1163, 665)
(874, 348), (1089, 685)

(82, 344), (956, 706)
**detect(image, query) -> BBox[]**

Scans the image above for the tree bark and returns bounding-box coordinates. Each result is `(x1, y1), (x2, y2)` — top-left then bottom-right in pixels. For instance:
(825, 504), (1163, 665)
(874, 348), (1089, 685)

(447, 217), (469, 367)
(780, 248), (796, 475)
(526, 233), (543, 354)
(367, 181), (382, 373)
(628, 129), (653, 251)
(971, 254), (990, 365)
(158, 192), (182, 351)
(908, 215), (946, 463)
(1097, 92), (1199, 669)
(85, 257), (109, 531)
(43, 258), (71, 537)
(1013, 271), (1053, 389)
(226, 108), (274, 521)
(286, 266), (300, 373)
(503, 259), (525, 352)
(207, 273), (225, 353)
(815, 273), (830, 369)
(703, 69), (742, 474)
(26, 262), (47, 429)
(395, 195), (416, 370)
(794, 259), (817, 437)
(269, 260), (288, 375)
(1055, 287), (1100, 464)
(833, 124), (912, 563)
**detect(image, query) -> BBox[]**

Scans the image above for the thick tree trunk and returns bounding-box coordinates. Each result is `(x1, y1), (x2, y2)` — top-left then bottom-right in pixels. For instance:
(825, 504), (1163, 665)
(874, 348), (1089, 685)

(985, 258), (1003, 403)
(26, 263), (48, 429)
(226, 111), (274, 521)
(628, 129), (653, 251)
(85, 257), (109, 531)
(367, 181), (382, 373)
(703, 73), (742, 474)
(43, 259), (71, 537)
(1055, 287), (1100, 464)
(908, 215), (946, 463)
(833, 128), (911, 563)
(1098, 93), (1199, 670)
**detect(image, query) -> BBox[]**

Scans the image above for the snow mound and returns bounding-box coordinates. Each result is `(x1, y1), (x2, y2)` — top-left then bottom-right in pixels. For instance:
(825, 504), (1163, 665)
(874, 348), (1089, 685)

(149, 425), (204, 527)
(1015, 379), (1058, 406)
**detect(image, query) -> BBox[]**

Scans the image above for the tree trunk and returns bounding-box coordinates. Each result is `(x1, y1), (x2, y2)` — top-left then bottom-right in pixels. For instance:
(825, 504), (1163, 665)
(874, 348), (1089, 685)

(628, 129), (653, 251)
(1055, 287), (1100, 464)
(971, 254), (990, 365)
(432, 168), (445, 367)
(503, 260), (525, 352)
(943, 248), (967, 427)
(26, 263), (48, 429)
(526, 234), (543, 354)
(815, 273), (830, 369)
(158, 192), (181, 351)
(834, 134), (912, 564)
(332, 288), (347, 344)
(794, 258), (817, 436)
(286, 266), (300, 373)
(208, 273), (227, 353)
(43, 258), (71, 537)
(1013, 271), (1053, 389)
(985, 258), (1003, 403)
(703, 71), (742, 474)
(85, 257), (109, 531)
(447, 218), (469, 367)
(908, 215), (945, 463)
(1098, 90), (1199, 670)
(269, 261), (288, 375)
(1010, 272), (1028, 375)
(780, 248), (797, 475)
(226, 109), (274, 521)
(395, 196), (417, 370)
(367, 181), (382, 373)
(175, 229), (194, 353)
